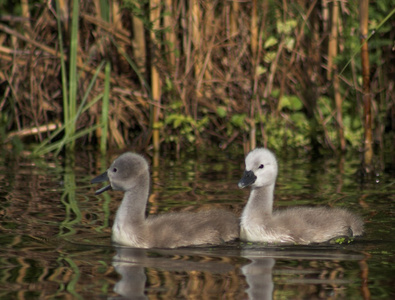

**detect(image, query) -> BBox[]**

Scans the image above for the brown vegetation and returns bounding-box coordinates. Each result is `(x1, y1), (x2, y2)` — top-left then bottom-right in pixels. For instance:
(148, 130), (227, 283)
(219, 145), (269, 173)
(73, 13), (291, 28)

(0, 1), (393, 156)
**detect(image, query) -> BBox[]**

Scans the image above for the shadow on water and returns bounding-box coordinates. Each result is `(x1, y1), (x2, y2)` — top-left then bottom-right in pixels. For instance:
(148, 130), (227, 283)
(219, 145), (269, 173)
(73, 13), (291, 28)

(0, 149), (394, 299)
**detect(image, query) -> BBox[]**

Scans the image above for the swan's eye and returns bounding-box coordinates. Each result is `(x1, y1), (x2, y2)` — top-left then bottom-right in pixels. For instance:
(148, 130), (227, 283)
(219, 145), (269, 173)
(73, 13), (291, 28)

(112, 167), (118, 173)
(259, 164), (264, 169)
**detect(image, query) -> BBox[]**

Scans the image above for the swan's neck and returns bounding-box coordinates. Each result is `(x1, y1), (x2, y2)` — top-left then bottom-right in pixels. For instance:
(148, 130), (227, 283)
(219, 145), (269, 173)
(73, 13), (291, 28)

(114, 176), (149, 228)
(242, 184), (275, 221)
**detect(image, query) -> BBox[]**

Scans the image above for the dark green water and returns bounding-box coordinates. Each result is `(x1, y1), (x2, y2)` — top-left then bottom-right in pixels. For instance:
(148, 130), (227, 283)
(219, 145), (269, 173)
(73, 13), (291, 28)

(0, 149), (394, 299)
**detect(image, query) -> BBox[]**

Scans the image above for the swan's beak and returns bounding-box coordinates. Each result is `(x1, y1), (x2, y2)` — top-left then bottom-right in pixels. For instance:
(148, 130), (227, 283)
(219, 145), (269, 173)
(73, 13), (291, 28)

(91, 171), (112, 195)
(238, 170), (257, 188)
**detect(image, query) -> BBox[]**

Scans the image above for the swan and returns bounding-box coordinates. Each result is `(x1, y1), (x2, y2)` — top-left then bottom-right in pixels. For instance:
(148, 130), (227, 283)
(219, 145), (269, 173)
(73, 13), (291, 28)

(92, 152), (239, 248)
(238, 148), (364, 244)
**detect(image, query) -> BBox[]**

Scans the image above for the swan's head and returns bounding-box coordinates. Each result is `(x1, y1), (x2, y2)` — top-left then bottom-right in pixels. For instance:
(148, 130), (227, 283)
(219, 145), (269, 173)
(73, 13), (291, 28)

(238, 148), (278, 189)
(91, 152), (149, 194)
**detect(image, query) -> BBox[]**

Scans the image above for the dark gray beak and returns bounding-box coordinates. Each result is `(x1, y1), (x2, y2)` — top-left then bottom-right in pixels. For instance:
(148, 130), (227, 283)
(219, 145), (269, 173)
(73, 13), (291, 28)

(238, 170), (257, 188)
(91, 171), (111, 195)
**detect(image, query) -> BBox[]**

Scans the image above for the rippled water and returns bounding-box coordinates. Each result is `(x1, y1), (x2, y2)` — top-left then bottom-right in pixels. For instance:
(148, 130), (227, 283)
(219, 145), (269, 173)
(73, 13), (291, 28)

(0, 149), (394, 299)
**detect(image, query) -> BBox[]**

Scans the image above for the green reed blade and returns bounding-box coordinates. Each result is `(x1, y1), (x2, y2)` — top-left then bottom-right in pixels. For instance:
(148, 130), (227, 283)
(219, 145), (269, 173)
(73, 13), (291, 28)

(99, 0), (110, 21)
(63, 257), (82, 299)
(33, 62), (105, 156)
(78, 61), (105, 117)
(54, 124), (101, 157)
(67, 0), (80, 150)
(100, 61), (111, 154)
(55, 0), (69, 129)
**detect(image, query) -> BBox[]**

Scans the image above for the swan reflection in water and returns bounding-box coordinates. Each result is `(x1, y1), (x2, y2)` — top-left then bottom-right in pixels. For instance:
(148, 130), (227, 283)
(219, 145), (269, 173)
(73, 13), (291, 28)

(241, 255), (275, 300)
(241, 248), (366, 300)
(110, 246), (238, 299)
(110, 245), (366, 299)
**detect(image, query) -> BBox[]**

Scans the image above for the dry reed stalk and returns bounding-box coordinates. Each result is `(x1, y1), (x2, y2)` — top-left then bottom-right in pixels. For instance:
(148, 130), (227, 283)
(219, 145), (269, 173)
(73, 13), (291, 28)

(195, 4), (218, 94)
(109, 117), (126, 148)
(202, 1), (214, 82)
(20, 0), (31, 31)
(92, 0), (102, 20)
(178, 1), (190, 115)
(164, 0), (176, 67)
(328, 0), (346, 151)
(194, 16), (218, 146)
(251, 7), (267, 150)
(249, 0), (258, 150)
(327, 0), (337, 81)
(250, 0), (258, 60)
(360, 0), (373, 171)
(150, 0), (162, 152)
(5, 123), (61, 143)
(230, 1), (239, 37)
(111, 1), (122, 29)
(130, 10), (146, 71)
(256, 42), (266, 149)
(191, 0), (203, 99)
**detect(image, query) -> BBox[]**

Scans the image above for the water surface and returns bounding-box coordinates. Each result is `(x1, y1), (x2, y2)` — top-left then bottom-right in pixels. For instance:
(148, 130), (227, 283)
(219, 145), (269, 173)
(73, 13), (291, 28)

(0, 149), (394, 299)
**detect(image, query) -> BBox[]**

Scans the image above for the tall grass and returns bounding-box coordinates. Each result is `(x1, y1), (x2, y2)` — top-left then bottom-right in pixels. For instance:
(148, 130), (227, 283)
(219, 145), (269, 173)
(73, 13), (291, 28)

(67, 0), (79, 151)
(1, 1), (393, 158)
(32, 1), (110, 156)
(32, 61), (105, 156)
(100, 61), (111, 155)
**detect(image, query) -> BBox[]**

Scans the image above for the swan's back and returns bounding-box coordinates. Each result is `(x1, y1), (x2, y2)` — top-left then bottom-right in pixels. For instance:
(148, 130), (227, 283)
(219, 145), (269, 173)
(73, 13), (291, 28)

(146, 209), (239, 248)
(270, 207), (363, 244)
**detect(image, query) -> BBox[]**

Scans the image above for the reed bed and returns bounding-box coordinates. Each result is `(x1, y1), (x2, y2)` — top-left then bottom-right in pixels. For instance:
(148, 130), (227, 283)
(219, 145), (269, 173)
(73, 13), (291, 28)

(0, 1), (393, 161)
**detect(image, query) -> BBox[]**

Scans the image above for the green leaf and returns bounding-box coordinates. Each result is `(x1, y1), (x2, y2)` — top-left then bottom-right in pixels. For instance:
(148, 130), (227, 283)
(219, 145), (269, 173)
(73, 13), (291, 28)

(257, 65), (267, 76)
(277, 19), (297, 35)
(231, 114), (246, 128)
(216, 107), (227, 118)
(174, 116), (183, 128)
(279, 95), (303, 111)
(263, 51), (276, 63)
(271, 89), (280, 98)
(290, 112), (307, 124)
(264, 36), (278, 49)
(284, 37), (295, 51)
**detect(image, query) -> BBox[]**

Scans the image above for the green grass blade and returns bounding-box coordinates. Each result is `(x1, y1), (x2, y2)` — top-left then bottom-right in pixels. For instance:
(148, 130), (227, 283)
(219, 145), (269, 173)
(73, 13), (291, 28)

(55, 0), (69, 128)
(54, 124), (101, 157)
(32, 62), (105, 156)
(54, 61), (105, 156)
(77, 61), (105, 117)
(99, 0), (110, 21)
(100, 61), (111, 154)
(67, 0), (80, 150)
